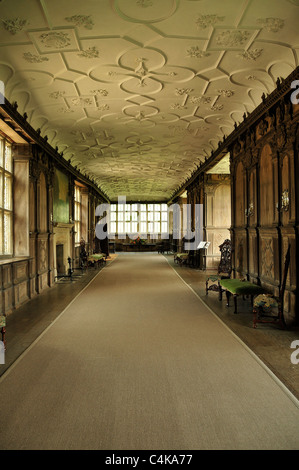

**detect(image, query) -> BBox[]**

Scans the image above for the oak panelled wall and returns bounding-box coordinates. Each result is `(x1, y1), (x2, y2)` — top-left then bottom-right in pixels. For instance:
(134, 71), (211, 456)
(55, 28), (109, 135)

(230, 97), (299, 325)
(182, 73), (298, 325)
(0, 106), (108, 316)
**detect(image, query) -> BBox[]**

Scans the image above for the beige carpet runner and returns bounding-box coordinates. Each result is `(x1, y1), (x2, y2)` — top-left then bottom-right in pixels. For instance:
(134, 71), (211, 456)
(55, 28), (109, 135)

(1, 253), (299, 450)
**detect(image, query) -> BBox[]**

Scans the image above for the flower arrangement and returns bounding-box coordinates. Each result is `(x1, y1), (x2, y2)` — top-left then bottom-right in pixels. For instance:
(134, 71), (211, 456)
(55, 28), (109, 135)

(130, 235), (146, 245)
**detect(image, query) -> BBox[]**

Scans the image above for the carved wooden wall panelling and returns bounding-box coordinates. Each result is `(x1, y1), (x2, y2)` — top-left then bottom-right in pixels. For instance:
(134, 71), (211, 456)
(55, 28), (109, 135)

(233, 229), (248, 278)
(36, 170), (49, 292)
(39, 172), (48, 234)
(258, 229), (279, 288)
(0, 129), (107, 315)
(259, 144), (275, 226)
(47, 165), (55, 287)
(248, 167), (257, 226)
(281, 152), (296, 224)
(230, 95), (299, 324)
(247, 228), (259, 280)
(234, 161), (246, 227)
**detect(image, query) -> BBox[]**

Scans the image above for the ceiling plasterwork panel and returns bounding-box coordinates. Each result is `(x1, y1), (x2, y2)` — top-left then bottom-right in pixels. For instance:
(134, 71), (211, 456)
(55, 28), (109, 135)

(0, 0), (298, 201)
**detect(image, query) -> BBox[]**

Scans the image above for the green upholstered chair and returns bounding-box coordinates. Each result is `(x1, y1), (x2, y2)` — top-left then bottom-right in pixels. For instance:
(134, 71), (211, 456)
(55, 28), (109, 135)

(88, 253), (106, 268)
(174, 253), (189, 266)
(220, 278), (265, 314)
(205, 239), (232, 299)
(253, 244), (291, 329)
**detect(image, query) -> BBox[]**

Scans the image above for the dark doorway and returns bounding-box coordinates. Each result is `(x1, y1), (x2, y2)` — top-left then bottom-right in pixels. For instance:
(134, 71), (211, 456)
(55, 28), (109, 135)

(56, 244), (65, 275)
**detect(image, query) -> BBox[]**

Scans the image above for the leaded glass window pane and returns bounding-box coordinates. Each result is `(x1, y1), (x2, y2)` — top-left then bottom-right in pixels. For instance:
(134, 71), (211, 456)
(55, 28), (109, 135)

(4, 144), (12, 172)
(110, 222), (116, 233)
(0, 140), (3, 167)
(140, 222), (147, 233)
(4, 212), (12, 254)
(0, 139), (13, 256)
(161, 222), (168, 233)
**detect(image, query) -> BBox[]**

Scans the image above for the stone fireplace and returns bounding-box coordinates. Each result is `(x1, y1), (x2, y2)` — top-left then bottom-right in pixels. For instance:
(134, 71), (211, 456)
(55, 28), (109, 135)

(53, 223), (74, 278)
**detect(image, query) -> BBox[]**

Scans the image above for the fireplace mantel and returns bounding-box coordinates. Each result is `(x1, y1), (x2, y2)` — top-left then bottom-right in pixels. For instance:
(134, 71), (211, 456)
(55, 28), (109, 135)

(53, 223), (74, 277)
(53, 222), (74, 229)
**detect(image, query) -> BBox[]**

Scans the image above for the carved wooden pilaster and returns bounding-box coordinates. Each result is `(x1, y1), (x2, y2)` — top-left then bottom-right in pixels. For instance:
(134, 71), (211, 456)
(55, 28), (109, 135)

(69, 176), (75, 224)
(46, 163), (55, 286)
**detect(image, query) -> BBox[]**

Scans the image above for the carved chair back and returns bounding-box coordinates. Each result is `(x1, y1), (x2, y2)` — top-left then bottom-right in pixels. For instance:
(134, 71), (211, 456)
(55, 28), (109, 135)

(217, 239), (232, 278)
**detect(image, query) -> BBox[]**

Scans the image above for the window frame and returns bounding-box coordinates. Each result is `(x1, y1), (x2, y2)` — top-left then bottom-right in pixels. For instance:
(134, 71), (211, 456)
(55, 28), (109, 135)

(0, 137), (13, 258)
(74, 184), (81, 245)
(109, 203), (169, 236)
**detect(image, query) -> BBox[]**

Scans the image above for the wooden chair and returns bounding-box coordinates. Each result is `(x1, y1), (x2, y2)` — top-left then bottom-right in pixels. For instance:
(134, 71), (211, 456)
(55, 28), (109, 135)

(174, 252), (189, 266)
(79, 238), (88, 270)
(205, 239), (232, 299)
(252, 244), (291, 329)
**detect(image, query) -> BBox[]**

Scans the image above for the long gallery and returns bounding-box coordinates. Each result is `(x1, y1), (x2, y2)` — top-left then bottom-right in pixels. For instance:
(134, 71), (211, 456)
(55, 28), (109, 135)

(0, 0), (299, 451)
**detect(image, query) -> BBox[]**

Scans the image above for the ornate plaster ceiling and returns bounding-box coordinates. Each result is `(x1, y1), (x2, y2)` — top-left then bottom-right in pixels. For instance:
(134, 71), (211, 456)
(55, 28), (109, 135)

(0, 0), (298, 201)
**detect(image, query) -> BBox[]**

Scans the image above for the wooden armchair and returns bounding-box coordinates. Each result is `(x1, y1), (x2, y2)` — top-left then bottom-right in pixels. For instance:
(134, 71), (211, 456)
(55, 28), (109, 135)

(205, 239), (232, 299)
(253, 244), (291, 329)
(174, 252), (189, 265)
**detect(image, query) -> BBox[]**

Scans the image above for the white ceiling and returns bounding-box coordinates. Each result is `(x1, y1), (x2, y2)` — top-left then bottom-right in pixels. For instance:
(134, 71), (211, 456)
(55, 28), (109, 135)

(0, 0), (298, 201)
